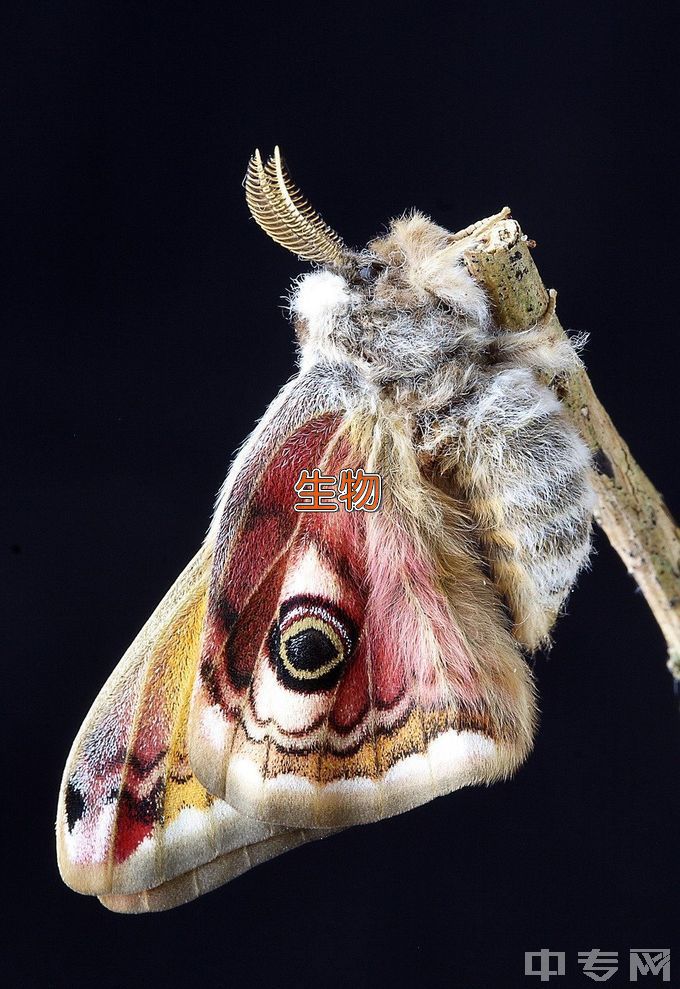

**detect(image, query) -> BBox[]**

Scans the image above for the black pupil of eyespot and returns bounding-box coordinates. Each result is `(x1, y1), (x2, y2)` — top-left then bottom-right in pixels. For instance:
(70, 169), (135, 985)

(285, 628), (338, 671)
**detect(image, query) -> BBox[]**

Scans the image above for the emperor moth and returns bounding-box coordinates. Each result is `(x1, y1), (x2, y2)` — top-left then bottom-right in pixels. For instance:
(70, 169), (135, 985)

(56, 147), (594, 912)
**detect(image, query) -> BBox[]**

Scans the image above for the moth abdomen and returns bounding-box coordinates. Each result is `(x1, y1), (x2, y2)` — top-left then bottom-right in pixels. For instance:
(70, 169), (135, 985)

(452, 375), (594, 650)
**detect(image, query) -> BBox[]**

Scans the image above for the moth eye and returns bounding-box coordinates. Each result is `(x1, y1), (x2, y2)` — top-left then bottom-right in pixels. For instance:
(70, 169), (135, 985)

(357, 261), (385, 283)
(269, 596), (356, 693)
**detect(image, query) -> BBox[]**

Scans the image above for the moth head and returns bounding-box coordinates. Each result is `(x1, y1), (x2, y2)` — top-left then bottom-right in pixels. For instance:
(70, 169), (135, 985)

(246, 148), (491, 379)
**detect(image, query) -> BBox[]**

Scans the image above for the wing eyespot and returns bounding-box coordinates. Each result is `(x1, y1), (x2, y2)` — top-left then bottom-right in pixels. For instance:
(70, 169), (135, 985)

(268, 594), (357, 693)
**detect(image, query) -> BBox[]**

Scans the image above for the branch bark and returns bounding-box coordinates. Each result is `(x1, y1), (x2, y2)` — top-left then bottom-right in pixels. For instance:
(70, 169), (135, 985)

(459, 214), (680, 681)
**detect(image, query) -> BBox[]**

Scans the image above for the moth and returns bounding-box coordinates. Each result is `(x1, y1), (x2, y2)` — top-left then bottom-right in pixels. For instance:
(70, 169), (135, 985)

(57, 147), (594, 912)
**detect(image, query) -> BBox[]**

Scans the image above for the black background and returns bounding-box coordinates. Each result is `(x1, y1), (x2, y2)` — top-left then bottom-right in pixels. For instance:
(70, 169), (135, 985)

(4, 3), (679, 988)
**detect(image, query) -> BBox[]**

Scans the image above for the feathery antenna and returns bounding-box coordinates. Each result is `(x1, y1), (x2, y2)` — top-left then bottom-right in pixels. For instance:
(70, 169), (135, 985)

(245, 147), (350, 265)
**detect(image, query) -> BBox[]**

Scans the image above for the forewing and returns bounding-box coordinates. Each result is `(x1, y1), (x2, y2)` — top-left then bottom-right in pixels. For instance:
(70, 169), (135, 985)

(189, 414), (537, 829)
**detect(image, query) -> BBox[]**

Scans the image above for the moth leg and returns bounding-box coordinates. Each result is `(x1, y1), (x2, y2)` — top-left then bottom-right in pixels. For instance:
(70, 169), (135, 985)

(428, 367), (594, 649)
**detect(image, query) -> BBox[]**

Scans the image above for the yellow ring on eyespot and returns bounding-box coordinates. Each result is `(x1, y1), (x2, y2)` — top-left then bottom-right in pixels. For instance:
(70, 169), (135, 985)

(279, 616), (345, 680)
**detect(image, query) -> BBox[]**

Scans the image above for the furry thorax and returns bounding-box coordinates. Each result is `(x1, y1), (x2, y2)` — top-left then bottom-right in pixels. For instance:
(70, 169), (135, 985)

(289, 211), (595, 651)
